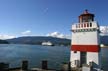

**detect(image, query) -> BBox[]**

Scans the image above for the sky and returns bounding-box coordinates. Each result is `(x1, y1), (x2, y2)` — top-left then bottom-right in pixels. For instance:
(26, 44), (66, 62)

(0, 0), (108, 39)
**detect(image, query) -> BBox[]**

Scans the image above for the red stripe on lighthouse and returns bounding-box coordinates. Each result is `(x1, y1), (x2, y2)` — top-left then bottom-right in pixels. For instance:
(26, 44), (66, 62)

(71, 45), (100, 52)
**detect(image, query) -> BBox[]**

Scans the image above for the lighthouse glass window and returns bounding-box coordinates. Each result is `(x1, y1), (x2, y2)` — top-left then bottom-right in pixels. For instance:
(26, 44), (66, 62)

(88, 16), (93, 22)
(82, 16), (87, 22)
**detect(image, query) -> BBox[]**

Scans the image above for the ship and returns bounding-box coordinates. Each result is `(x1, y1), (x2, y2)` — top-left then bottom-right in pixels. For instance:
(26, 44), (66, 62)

(41, 41), (54, 46)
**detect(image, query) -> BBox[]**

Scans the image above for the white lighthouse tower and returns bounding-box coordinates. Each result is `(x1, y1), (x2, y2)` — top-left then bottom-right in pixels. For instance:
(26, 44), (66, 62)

(70, 10), (101, 70)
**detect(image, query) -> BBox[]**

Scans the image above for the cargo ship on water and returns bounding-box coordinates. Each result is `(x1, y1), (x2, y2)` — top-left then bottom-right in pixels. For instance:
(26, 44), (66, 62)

(41, 41), (54, 46)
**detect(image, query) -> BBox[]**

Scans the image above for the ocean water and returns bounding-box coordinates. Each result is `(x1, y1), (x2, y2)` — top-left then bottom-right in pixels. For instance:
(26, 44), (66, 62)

(0, 44), (108, 71)
(0, 44), (70, 69)
(101, 48), (108, 71)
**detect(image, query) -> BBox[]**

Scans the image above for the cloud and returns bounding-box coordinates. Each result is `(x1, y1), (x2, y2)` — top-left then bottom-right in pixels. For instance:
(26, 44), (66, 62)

(0, 35), (16, 40)
(65, 35), (71, 39)
(100, 26), (108, 35)
(21, 30), (31, 35)
(47, 32), (64, 38)
(46, 32), (71, 39)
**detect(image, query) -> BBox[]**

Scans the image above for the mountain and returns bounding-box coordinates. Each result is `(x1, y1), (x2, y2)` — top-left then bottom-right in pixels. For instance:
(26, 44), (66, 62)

(0, 39), (9, 44)
(6, 35), (108, 46)
(6, 36), (71, 46)
(100, 35), (108, 46)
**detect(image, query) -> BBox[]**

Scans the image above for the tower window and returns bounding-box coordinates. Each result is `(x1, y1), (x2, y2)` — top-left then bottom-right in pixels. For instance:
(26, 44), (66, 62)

(93, 28), (96, 31)
(90, 23), (92, 27)
(74, 51), (77, 53)
(87, 23), (89, 27)
(84, 23), (86, 27)
(85, 29), (88, 32)
(78, 24), (80, 28)
(81, 24), (83, 28)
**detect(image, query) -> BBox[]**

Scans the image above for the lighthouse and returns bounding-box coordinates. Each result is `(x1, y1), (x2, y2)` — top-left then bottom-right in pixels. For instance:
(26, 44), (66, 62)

(70, 10), (101, 70)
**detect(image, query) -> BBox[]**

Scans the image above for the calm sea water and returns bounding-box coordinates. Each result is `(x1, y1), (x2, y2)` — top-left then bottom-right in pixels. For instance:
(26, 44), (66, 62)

(0, 44), (70, 69)
(0, 44), (108, 70)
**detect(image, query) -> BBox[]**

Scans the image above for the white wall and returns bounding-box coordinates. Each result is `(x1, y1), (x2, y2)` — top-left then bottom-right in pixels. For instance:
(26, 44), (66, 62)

(72, 31), (98, 45)
(87, 52), (101, 68)
(70, 51), (80, 67)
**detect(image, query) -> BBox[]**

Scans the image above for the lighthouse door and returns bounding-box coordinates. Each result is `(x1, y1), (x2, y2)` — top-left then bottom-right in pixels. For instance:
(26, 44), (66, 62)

(80, 52), (87, 66)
